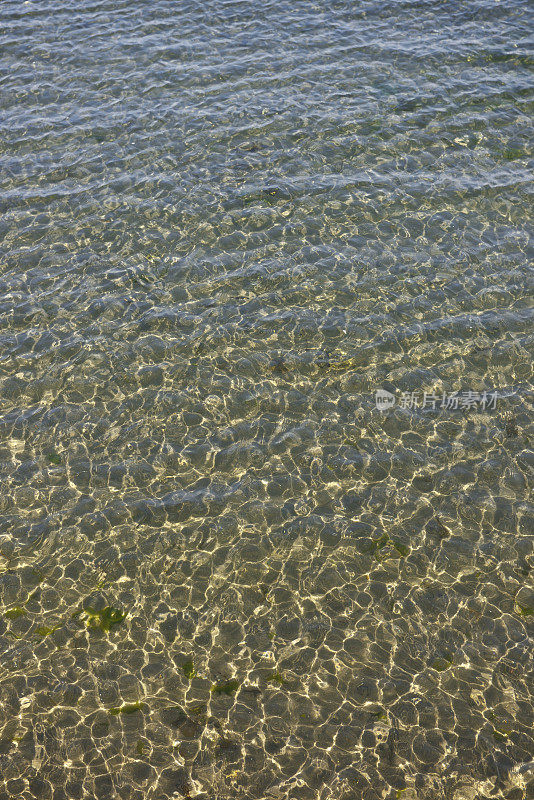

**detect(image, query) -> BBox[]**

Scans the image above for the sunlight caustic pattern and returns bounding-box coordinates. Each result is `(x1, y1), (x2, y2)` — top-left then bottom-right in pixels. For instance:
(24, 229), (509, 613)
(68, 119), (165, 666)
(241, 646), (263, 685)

(0, 0), (533, 798)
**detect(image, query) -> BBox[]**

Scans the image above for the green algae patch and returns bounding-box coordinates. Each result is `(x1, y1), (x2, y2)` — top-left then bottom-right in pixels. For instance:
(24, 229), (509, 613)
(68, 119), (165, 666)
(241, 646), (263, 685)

(515, 603), (534, 617)
(369, 533), (389, 557)
(79, 605), (127, 633)
(182, 660), (196, 680)
(431, 657), (452, 672)
(97, 606), (127, 631)
(35, 624), (62, 638)
(368, 707), (387, 721)
(501, 148), (523, 160)
(368, 533), (410, 560)
(265, 671), (287, 686)
(46, 452), (62, 465)
(4, 607), (26, 620)
(211, 679), (240, 696)
(487, 712), (513, 739)
(109, 702), (146, 716)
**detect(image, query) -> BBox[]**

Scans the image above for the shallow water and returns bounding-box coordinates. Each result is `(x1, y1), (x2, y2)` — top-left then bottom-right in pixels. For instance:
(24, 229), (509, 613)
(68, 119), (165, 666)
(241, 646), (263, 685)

(0, 1), (533, 798)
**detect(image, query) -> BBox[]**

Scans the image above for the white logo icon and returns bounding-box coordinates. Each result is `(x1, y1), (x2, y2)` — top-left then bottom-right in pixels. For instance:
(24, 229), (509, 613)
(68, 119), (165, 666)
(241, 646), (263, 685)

(375, 389), (395, 411)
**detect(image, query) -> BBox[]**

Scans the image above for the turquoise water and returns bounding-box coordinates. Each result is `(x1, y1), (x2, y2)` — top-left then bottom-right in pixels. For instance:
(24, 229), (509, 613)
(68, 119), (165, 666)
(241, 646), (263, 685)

(0, 1), (533, 798)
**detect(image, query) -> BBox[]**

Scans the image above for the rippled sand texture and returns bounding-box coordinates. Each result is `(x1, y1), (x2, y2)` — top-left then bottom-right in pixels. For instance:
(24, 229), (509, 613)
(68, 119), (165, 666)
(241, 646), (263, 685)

(1, 0), (533, 798)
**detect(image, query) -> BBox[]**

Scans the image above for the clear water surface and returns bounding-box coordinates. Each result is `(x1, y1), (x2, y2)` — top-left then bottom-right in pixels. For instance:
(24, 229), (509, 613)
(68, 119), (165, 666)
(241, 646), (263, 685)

(0, 1), (533, 798)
